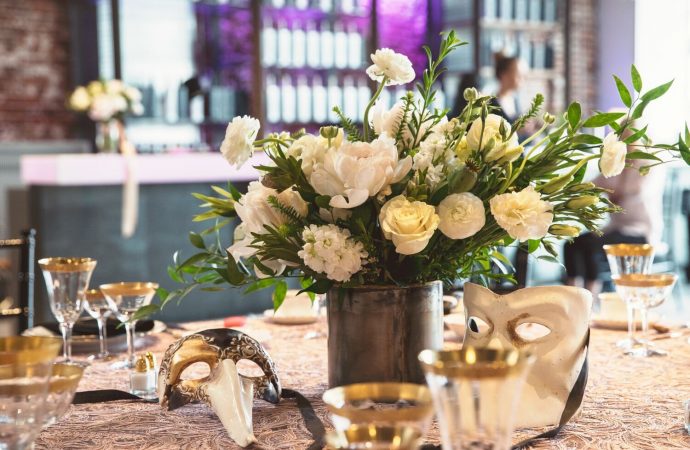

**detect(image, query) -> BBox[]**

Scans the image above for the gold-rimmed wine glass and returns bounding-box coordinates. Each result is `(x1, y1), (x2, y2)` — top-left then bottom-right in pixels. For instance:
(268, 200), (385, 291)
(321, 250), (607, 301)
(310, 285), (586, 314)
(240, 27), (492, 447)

(84, 289), (113, 361)
(100, 282), (158, 369)
(603, 244), (654, 350)
(612, 273), (677, 357)
(38, 257), (97, 363)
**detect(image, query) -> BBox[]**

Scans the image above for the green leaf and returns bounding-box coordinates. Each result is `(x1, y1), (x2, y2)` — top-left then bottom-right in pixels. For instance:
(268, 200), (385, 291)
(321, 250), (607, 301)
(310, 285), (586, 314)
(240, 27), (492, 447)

(226, 254), (246, 285)
(527, 239), (540, 253)
(567, 102), (581, 129)
(613, 75), (632, 108)
(572, 163), (588, 184)
(176, 252), (208, 271)
(571, 134), (602, 145)
(685, 123), (690, 145)
(315, 195), (332, 209)
(244, 278), (278, 294)
(299, 278), (333, 295)
(168, 265), (184, 283)
(641, 79), (673, 102)
(130, 304), (160, 322)
(678, 135), (690, 165)
(189, 232), (205, 249)
(211, 185), (235, 199)
(631, 101), (649, 120)
(156, 287), (169, 302)
(631, 65), (642, 92)
(623, 125), (648, 144)
(537, 255), (562, 265)
(582, 112), (626, 128)
(625, 151), (661, 162)
(272, 280), (288, 310)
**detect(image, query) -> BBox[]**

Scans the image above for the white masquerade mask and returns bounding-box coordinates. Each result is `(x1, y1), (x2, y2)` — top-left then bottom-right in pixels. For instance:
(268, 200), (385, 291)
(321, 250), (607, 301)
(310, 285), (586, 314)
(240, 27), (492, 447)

(462, 283), (592, 428)
(158, 329), (281, 447)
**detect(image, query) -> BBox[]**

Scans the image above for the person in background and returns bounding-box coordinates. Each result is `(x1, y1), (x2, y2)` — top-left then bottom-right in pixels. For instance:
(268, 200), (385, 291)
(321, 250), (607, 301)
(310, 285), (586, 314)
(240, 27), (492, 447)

(563, 128), (665, 296)
(490, 52), (526, 123)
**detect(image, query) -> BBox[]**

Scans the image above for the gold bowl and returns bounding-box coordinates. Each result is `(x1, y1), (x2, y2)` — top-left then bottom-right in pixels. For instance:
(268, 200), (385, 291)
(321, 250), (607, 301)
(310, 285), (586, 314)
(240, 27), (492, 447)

(325, 424), (422, 449)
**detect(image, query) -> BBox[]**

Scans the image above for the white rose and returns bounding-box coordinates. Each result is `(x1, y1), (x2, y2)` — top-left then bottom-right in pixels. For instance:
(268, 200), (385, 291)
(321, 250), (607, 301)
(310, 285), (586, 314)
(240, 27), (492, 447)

(287, 134), (328, 177)
(124, 86), (142, 102)
(105, 79), (124, 94)
(220, 115), (261, 168)
(298, 224), (368, 282)
(379, 195), (440, 255)
(490, 186), (553, 241)
(437, 193), (486, 239)
(310, 133), (412, 209)
(366, 48), (416, 86)
(466, 114), (521, 162)
(69, 86), (91, 111)
(235, 181), (308, 235)
(599, 132), (627, 178)
(88, 94), (126, 121)
(130, 102), (144, 115)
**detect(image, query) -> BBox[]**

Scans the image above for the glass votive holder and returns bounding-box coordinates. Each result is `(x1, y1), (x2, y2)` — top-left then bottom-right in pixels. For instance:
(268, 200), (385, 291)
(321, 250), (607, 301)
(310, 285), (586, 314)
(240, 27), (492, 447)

(325, 424), (422, 450)
(322, 382), (434, 437)
(44, 362), (85, 426)
(684, 400), (690, 433)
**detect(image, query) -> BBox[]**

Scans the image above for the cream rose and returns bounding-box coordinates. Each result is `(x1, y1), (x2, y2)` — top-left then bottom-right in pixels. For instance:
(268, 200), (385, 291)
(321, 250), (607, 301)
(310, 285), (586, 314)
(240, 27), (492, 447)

(437, 193), (486, 239)
(599, 132), (626, 178)
(309, 133), (412, 209)
(366, 48), (416, 85)
(466, 114), (521, 162)
(489, 186), (553, 241)
(379, 195), (440, 255)
(69, 87), (91, 111)
(220, 115), (261, 168)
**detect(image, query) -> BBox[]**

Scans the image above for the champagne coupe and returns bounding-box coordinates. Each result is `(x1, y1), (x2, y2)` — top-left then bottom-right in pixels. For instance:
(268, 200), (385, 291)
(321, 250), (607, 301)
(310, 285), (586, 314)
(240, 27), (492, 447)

(100, 282), (158, 369)
(38, 257), (97, 363)
(612, 273), (677, 357)
(84, 289), (113, 360)
(603, 244), (654, 350)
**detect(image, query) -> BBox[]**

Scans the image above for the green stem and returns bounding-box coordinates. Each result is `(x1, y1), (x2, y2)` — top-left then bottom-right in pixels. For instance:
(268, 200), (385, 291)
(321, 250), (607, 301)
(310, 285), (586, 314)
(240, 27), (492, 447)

(363, 77), (389, 141)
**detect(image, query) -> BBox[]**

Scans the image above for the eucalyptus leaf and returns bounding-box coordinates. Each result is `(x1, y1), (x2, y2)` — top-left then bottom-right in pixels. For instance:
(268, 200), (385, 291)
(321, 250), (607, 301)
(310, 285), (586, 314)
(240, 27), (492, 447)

(623, 126), (648, 144)
(640, 80), (673, 102)
(631, 65), (642, 92)
(582, 112), (626, 128)
(613, 75), (632, 108)
(626, 151), (661, 161)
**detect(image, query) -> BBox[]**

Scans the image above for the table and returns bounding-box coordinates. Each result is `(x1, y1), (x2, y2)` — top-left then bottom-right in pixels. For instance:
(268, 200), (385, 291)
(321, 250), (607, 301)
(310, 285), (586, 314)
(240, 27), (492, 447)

(36, 318), (690, 449)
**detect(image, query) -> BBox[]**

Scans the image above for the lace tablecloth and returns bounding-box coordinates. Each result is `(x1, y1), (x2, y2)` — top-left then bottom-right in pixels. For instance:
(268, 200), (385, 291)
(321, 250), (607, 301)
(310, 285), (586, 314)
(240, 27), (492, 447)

(35, 318), (690, 449)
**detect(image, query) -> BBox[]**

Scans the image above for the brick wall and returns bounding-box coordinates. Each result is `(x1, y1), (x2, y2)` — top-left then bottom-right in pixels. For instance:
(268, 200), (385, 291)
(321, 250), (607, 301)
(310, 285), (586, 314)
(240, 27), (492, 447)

(0, 0), (72, 141)
(569, 0), (598, 114)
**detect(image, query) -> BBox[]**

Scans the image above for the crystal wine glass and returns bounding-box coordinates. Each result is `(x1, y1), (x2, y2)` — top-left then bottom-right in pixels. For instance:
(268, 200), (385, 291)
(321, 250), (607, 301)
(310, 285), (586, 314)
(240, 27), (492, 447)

(84, 289), (113, 360)
(603, 244), (654, 350)
(100, 282), (158, 369)
(38, 257), (97, 363)
(612, 273), (677, 357)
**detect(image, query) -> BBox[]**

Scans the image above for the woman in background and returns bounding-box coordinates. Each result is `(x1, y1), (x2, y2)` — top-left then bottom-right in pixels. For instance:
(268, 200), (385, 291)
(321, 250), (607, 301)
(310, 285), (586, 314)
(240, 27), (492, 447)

(490, 52), (526, 123)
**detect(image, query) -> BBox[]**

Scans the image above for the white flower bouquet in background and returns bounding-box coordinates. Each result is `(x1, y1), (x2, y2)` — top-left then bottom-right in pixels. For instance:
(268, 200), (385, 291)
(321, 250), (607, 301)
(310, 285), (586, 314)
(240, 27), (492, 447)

(68, 79), (144, 121)
(148, 31), (689, 313)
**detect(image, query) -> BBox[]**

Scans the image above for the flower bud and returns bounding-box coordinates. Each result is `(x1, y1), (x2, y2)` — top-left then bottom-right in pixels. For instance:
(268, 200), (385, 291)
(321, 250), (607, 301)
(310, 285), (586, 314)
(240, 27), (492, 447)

(463, 87), (478, 102)
(566, 195), (599, 209)
(543, 113), (556, 124)
(567, 182), (595, 192)
(540, 175), (573, 194)
(639, 165), (651, 176)
(319, 126), (340, 140)
(549, 224), (580, 237)
(497, 145), (524, 164)
(450, 167), (478, 193)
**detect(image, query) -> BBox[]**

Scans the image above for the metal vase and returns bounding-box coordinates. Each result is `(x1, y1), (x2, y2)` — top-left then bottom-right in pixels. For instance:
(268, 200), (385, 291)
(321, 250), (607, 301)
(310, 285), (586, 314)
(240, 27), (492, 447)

(326, 281), (444, 387)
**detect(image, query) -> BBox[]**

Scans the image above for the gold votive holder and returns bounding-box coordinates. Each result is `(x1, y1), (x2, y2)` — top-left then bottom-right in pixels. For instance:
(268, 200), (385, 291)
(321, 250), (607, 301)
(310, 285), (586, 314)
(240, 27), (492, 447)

(325, 424), (423, 450)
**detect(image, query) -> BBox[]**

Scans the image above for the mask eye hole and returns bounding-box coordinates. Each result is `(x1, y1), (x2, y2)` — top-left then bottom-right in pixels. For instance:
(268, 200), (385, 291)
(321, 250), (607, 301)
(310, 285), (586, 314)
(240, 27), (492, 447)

(515, 323), (552, 341)
(180, 362), (211, 381)
(467, 316), (491, 335)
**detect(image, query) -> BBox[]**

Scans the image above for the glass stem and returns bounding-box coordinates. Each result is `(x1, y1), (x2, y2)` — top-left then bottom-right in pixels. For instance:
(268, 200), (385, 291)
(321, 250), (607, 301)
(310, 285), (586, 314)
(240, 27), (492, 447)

(125, 321), (136, 367)
(101, 316), (109, 356)
(61, 322), (74, 362)
(97, 317), (106, 356)
(639, 307), (649, 355)
(626, 304), (637, 344)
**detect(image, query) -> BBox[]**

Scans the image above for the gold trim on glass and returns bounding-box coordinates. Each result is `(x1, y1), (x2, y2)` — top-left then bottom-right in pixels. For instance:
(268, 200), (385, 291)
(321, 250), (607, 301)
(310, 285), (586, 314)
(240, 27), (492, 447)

(99, 282), (159, 297)
(0, 336), (61, 365)
(85, 289), (105, 301)
(50, 363), (84, 393)
(612, 273), (678, 287)
(322, 382), (433, 423)
(418, 346), (534, 378)
(603, 244), (654, 257)
(325, 425), (422, 450)
(38, 257), (97, 272)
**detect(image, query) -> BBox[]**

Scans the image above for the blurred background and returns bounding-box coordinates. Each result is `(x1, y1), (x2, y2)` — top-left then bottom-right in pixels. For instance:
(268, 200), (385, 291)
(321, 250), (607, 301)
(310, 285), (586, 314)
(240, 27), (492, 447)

(1, 0), (689, 331)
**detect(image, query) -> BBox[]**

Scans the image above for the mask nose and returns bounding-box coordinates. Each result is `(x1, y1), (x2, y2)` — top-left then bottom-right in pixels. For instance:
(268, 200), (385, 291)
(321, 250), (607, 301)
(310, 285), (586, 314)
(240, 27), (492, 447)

(485, 332), (513, 350)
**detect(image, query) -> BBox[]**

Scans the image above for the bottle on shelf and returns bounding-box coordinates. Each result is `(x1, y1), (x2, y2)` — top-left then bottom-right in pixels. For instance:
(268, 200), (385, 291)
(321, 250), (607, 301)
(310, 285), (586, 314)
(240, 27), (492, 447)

(295, 0), (309, 9)
(343, 76), (358, 120)
(514, 0), (528, 21)
(320, 22), (335, 68)
(529, 0), (542, 22)
(281, 74), (297, 123)
(347, 23), (362, 69)
(292, 20), (306, 68)
(483, 0), (497, 19)
(297, 75), (312, 124)
(334, 22), (348, 69)
(319, 0), (332, 12)
(271, 0), (286, 7)
(499, 0), (512, 21)
(312, 74), (328, 123)
(261, 17), (277, 67)
(266, 74), (281, 124)
(277, 20), (292, 67)
(327, 74), (341, 123)
(341, 0), (355, 14)
(543, 0), (557, 22)
(306, 20), (321, 68)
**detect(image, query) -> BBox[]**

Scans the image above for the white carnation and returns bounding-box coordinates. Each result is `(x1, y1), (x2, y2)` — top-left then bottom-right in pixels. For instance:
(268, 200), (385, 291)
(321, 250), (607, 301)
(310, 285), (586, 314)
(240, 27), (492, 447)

(437, 193), (486, 239)
(220, 115), (261, 168)
(599, 132), (627, 178)
(298, 224), (368, 282)
(490, 186), (553, 241)
(366, 48), (416, 86)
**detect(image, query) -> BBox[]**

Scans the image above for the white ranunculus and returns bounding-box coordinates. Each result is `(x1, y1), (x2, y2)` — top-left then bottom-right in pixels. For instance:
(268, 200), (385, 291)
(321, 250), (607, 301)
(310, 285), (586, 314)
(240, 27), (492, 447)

(490, 186), (553, 241)
(309, 133), (412, 209)
(235, 181), (308, 235)
(87, 80), (104, 96)
(298, 224), (368, 282)
(366, 48), (416, 86)
(379, 195), (440, 255)
(131, 102), (144, 115)
(220, 115), (261, 168)
(466, 114), (521, 163)
(124, 86), (142, 102)
(105, 79), (124, 94)
(599, 132), (627, 178)
(287, 134), (329, 177)
(69, 86), (91, 111)
(88, 94), (127, 121)
(437, 193), (486, 239)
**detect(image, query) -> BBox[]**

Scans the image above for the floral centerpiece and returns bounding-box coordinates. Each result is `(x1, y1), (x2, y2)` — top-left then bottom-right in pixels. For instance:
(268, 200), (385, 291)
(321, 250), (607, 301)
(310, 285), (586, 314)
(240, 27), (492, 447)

(152, 32), (688, 384)
(68, 80), (144, 153)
